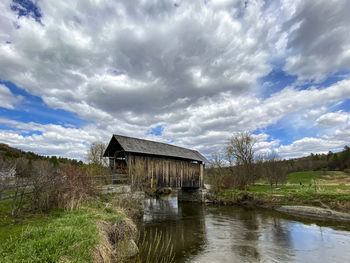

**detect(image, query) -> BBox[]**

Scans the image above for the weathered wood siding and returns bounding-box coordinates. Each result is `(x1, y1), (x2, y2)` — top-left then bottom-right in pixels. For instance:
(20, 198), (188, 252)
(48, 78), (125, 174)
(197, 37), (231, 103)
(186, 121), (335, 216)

(127, 154), (203, 188)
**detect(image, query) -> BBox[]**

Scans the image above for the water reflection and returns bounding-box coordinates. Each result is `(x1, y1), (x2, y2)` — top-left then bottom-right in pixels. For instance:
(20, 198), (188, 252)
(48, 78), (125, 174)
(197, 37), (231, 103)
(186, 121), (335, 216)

(140, 195), (350, 263)
(142, 195), (207, 262)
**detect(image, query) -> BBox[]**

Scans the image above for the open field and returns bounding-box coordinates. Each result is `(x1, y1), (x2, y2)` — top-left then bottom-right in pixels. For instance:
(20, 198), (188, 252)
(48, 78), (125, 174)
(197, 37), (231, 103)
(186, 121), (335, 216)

(286, 171), (350, 185)
(254, 170), (350, 185)
(217, 171), (350, 213)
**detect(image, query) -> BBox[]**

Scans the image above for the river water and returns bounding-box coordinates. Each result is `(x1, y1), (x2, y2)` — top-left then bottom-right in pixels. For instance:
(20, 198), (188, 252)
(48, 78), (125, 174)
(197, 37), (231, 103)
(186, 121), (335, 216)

(139, 194), (350, 263)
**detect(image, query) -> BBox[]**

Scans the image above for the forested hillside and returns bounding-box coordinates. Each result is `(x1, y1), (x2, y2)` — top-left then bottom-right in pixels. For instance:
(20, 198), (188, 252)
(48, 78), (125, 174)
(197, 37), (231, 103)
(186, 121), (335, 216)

(0, 143), (84, 166)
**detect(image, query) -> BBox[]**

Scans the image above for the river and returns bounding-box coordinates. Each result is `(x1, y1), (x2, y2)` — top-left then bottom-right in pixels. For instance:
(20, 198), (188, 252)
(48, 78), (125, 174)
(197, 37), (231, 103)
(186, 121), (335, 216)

(139, 194), (350, 263)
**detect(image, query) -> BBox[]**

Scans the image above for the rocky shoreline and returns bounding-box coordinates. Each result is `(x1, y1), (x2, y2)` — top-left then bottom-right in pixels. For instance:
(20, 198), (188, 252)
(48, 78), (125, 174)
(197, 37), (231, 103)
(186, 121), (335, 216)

(274, 205), (350, 222)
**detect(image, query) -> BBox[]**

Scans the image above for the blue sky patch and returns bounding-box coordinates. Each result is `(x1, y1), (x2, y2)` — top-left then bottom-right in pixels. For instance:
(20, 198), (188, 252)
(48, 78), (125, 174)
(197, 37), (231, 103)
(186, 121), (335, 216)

(11, 0), (42, 23)
(0, 81), (87, 128)
(337, 98), (350, 112)
(147, 125), (164, 136)
(258, 68), (297, 98)
(257, 113), (321, 146)
(295, 71), (350, 91)
(82, 141), (90, 147)
(20, 130), (43, 137)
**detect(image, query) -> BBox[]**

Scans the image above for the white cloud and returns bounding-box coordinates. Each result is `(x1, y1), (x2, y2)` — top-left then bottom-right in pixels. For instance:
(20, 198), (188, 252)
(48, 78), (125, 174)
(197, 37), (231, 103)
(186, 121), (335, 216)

(276, 121), (350, 159)
(4, 75), (350, 160)
(0, 118), (106, 160)
(0, 0), (280, 121)
(277, 137), (336, 159)
(282, 0), (350, 82)
(0, 84), (22, 109)
(314, 111), (350, 128)
(303, 107), (327, 119)
(0, 0), (350, 160)
(157, 79), (350, 157)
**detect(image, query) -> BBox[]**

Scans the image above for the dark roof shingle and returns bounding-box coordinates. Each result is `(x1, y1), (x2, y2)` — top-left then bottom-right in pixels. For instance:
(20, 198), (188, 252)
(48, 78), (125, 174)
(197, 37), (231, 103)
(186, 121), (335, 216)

(104, 134), (207, 162)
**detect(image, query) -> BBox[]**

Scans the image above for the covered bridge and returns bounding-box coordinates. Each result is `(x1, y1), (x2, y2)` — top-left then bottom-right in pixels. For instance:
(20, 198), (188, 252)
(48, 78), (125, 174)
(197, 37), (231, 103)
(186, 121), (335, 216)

(103, 135), (207, 189)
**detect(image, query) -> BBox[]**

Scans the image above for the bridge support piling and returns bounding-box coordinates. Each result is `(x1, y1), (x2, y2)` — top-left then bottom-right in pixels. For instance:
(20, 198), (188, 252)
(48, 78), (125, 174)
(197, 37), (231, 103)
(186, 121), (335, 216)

(178, 188), (208, 203)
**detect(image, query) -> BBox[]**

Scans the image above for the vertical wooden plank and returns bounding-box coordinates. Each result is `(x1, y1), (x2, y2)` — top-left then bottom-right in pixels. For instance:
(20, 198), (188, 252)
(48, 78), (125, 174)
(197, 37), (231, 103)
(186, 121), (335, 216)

(184, 161), (187, 188)
(168, 159), (170, 187)
(156, 158), (159, 187)
(127, 154), (131, 184)
(147, 157), (149, 187)
(166, 159), (168, 186)
(163, 158), (165, 187)
(180, 161), (183, 188)
(175, 161), (178, 187)
(123, 155), (203, 189)
(150, 158), (153, 188)
(152, 158), (155, 187)
(184, 161), (186, 187)
(160, 159), (163, 187)
(161, 159), (163, 187)
(168, 160), (174, 186)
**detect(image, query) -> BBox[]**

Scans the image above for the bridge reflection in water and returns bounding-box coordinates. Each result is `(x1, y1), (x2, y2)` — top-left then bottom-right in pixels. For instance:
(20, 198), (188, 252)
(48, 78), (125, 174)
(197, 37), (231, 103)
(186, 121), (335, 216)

(141, 194), (207, 261)
(139, 194), (350, 263)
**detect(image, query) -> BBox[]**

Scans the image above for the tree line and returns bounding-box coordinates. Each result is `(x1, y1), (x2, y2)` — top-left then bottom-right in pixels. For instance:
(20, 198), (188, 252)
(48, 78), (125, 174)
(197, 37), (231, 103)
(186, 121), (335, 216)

(0, 143), (84, 166)
(206, 132), (350, 192)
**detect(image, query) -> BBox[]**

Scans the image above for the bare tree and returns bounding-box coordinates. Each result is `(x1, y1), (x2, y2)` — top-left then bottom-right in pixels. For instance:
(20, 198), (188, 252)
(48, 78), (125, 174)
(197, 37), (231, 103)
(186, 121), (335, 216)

(226, 131), (256, 189)
(207, 153), (227, 193)
(55, 163), (98, 210)
(8, 158), (32, 216)
(263, 152), (287, 189)
(30, 160), (58, 210)
(0, 158), (15, 201)
(86, 141), (108, 166)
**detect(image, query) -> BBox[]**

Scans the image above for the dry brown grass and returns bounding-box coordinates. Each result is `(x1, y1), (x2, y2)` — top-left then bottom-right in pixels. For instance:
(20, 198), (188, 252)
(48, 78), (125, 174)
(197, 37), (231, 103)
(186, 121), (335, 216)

(112, 192), (144, 219)
(131, 229), (175, 263)
(94, 217), (137, 263)
(94, 221), (116, 263)
(329, 200), (350, 212)
(317, 172), (350, 186)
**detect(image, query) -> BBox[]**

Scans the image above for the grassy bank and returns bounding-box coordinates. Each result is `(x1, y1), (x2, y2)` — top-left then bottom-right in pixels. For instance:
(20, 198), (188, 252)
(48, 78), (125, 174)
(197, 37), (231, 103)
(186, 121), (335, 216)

(215, 171), (350, 213)
(0, 194), (135, 263)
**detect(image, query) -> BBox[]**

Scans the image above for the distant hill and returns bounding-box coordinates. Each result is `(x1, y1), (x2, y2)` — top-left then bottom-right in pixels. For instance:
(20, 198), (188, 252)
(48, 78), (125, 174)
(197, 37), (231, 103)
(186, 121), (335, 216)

(288, 146), (350, 172)
(0, 143), (83, 166)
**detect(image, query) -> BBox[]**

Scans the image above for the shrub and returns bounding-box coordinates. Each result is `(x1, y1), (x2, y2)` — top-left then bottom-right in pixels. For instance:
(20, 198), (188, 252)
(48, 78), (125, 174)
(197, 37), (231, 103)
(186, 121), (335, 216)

(54, 163), (99, 211)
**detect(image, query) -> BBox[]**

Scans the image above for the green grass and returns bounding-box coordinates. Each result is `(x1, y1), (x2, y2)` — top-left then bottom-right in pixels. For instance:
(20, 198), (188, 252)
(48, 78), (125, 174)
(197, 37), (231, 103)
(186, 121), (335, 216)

(286, 171), (329, 184)
(0, 210), (98, 263)
(0, 215), (50, 244)
(0, 194), (48, 241)
(256, 171), (347, 185)
(216, 171), (350, 213)
(0, 198), (126, 263)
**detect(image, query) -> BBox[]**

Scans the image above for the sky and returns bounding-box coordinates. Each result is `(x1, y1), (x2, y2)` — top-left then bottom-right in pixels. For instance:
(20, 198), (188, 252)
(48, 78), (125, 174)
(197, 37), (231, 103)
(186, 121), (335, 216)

(0, 0), (350, 161)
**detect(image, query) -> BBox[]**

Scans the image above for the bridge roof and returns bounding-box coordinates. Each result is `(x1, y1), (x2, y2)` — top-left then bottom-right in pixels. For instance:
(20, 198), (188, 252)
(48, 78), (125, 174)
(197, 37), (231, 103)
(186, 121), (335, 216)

(103, 134), (207, 162)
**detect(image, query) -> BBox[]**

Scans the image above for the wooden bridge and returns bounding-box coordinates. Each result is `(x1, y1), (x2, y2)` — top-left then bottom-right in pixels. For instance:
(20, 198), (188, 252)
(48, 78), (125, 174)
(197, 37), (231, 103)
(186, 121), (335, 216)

(103, 135), (207, 189)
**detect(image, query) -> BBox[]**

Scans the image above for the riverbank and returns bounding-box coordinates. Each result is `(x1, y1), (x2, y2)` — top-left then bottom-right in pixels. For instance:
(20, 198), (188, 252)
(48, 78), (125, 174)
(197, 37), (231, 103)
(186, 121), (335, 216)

(204, 171), (350, 221)
(210, 185), (350, 221)
(0, 193), (140, 263)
